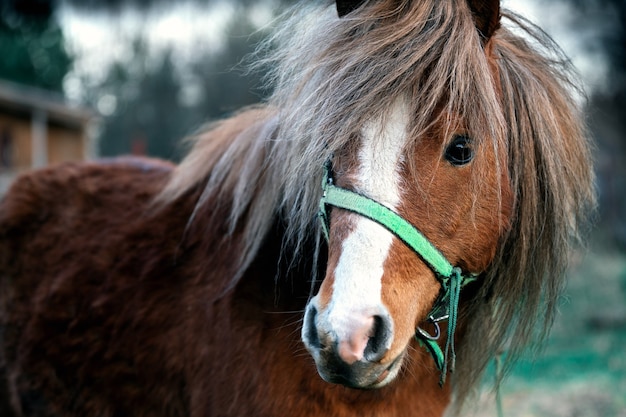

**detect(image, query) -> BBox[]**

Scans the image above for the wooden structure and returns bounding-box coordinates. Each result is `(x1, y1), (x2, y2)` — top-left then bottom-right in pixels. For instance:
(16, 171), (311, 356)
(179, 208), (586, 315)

(0, 80), (96, 193)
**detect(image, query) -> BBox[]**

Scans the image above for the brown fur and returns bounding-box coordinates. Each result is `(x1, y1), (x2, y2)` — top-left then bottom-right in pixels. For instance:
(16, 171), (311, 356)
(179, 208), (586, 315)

(0, 1), (595, 416)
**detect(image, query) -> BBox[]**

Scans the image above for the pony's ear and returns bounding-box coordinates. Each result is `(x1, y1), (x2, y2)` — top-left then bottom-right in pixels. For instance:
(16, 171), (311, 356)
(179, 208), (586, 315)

(336, 0), (367, 17)
(467, 0), (501, 42)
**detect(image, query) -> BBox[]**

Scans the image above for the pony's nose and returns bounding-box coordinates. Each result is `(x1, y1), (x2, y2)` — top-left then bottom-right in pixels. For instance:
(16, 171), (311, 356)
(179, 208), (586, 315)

(337, 315), (374, 364)
(303, 301), (393, 365)
(337, 314), (393, 364)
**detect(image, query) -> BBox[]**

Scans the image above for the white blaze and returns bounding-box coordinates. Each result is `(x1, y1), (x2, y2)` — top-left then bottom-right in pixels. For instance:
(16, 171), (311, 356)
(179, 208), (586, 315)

(324, 99), (410, 340)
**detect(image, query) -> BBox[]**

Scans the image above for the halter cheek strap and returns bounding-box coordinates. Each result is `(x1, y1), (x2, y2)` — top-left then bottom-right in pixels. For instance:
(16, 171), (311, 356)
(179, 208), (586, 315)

(318, 160), (476, 386)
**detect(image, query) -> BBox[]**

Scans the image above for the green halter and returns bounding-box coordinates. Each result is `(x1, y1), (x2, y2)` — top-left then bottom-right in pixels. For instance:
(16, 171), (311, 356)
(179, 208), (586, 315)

(318, 160), (476, 386)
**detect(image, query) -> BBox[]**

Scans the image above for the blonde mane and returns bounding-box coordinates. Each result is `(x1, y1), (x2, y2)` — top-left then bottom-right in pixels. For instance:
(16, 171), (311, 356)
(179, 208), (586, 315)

(159, 1), (595, 406)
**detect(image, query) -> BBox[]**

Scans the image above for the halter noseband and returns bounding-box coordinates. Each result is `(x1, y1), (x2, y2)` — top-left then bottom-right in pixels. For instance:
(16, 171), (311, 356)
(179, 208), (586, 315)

(318, 159), (476, 386)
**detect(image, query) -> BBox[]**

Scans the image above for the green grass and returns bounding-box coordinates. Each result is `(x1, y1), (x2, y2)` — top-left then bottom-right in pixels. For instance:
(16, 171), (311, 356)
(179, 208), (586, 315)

(473, 248), (626, 417)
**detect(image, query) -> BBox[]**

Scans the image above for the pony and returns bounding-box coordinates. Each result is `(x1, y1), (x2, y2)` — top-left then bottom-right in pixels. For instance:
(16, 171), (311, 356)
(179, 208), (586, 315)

(0, 0), (595, 416)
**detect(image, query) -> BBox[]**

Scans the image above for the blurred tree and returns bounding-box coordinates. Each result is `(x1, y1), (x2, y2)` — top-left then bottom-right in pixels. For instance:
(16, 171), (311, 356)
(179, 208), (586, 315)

(93, 37), (190, 159)
(560, 0), (626, 95)
(92, 10), (269, 161)
(559, 0), (626, 248)
(191, 14), (269, 121)
(0, 0), (72, 92)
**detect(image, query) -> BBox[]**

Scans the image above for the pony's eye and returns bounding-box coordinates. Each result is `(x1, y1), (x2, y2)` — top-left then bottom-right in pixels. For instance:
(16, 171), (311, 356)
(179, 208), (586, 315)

(444, 135), (474, 166)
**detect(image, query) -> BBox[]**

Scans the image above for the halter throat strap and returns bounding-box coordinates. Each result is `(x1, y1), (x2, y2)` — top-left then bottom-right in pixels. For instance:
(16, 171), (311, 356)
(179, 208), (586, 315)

(318, 160), (474, 386)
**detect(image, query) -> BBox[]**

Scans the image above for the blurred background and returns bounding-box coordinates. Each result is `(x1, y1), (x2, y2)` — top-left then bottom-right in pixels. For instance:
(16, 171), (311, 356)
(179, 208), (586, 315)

(0, 0), (624, 415)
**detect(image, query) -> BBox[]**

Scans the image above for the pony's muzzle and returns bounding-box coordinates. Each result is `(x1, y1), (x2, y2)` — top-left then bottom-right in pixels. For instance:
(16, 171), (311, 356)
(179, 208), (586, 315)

(302, 299), (395, 388)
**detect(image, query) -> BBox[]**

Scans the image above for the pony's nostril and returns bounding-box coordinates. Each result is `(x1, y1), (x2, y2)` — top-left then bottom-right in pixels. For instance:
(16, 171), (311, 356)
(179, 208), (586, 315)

(364, 315), (392, 362)
(305, 304), (321, 349)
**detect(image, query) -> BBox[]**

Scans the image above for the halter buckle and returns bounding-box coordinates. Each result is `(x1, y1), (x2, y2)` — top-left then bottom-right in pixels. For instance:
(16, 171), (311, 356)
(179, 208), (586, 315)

(416, 313), (449, 341)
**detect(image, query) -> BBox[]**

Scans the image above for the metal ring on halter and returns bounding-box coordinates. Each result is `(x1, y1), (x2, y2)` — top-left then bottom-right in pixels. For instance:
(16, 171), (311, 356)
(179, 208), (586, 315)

(416, 314), (450, 341)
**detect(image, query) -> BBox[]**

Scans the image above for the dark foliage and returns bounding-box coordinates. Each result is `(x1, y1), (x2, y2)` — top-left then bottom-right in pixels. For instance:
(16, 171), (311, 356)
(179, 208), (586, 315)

(560, 0), (626, 248)
(0, 0), (71, 92)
